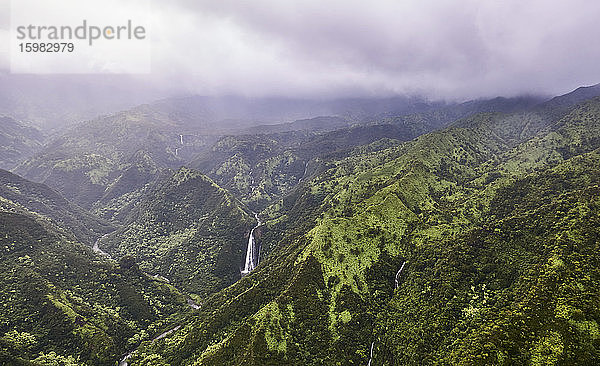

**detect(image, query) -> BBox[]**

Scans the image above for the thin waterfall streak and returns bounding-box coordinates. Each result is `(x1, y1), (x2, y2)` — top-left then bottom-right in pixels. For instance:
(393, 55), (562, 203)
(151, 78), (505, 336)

(395, 261), (406, 289)
(242, 229), (255, 273)
(367, 342), (374, 366)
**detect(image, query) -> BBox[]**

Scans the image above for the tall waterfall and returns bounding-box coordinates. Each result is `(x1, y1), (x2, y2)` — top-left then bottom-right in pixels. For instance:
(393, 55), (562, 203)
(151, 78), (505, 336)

(241, 213), (261, 275)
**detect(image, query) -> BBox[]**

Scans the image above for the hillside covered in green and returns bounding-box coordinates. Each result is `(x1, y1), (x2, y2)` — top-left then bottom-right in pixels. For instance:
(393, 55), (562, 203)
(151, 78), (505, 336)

(0, 169), (113, 244)
(0, 116), (45, 171)
(129, 94), (600, 365)
(0, 202), (191, 365)
(101, 167), (254, 297)
(190, 124), (419, 210)
(2, 85), (600, 366)
(13, 107), (214, 214)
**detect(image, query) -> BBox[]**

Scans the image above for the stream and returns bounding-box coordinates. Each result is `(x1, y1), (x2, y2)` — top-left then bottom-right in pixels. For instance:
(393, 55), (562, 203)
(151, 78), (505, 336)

(394, 261), (406, 289)
(119, 325), (182, 366)
(109, 209), (262, 364)
(93, 233), (198, 366)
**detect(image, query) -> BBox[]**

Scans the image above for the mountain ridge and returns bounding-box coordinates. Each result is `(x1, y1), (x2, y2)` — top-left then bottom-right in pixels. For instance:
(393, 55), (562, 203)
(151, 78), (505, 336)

(131, 90), (600, 365)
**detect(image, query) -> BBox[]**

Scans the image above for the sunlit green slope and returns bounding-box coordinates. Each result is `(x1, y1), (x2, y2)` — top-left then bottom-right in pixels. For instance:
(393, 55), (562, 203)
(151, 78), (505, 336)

(134, 96), (600, 365)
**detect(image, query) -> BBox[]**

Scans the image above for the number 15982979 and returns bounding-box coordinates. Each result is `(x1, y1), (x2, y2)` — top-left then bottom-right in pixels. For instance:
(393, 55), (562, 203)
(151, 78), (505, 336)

(19, 42), (75, 52)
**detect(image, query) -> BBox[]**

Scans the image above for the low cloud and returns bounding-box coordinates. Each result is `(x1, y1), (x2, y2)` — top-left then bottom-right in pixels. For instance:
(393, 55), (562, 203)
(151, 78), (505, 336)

(3, 0), (600, 100)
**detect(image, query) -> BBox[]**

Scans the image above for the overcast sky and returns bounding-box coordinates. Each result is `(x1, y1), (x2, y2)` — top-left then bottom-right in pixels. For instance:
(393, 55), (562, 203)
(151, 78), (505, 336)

(1, 0), (600, 101)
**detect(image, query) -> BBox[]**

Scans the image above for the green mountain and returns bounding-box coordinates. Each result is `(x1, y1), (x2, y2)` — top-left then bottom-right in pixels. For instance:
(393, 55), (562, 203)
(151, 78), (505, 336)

(13, 93), (540, 216)
(0, 169), (113, 244)
(147, 95), (440, 130)
(92, 150), (164, 222)
(240, 116), (350, 134)
(0, 116), (45, 171)
(186, 94), (551, 212)
(0, 182), (191, 365)
(14, 107), (215, 214)
(101, 167), (254, 297)
(380, 95), (545, 136)
(4, 85), (600, 366)
(189, 124), (420, 210)
(128, 95), (600, 365)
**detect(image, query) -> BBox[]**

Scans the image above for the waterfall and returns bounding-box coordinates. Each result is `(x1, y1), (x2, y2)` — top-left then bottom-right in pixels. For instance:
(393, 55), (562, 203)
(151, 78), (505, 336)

(241, 213), (261, 275)
(175, 148), (179, 156)
(179, 134), (184, 145)
(394, 261), (406, 289)
(187, 298), (200, 309)
(367, 341), (374, 366)
(92, 233), (112, 259)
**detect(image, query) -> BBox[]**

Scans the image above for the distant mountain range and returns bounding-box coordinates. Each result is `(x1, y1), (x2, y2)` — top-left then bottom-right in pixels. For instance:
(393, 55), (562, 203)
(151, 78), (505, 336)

(7, 88), (568, 214)
(0, 116), (45, 171)
(1, 83), (600, 365)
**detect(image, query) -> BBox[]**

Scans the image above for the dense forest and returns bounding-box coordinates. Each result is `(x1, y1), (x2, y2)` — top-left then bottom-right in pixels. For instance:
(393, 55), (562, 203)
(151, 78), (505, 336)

(1, 84), (599, 365)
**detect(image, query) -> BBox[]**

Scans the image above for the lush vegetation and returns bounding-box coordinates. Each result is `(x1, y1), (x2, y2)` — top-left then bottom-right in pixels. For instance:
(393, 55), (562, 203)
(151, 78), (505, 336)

(131, 94), (600, 365)
(2, 86), (600, 365)
(0, 210), (190, 365)
(13, 108), (215, 214)
(102, 167), (254, 297)
(189, 124), (419, 210)
(0, 164), (192, 365)
(0, 116), (44, 171)
(0, 169), (113, 244)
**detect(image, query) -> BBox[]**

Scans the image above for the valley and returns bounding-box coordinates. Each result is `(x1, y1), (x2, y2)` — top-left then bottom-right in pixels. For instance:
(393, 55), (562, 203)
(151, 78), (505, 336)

(1, 85), (599, 365)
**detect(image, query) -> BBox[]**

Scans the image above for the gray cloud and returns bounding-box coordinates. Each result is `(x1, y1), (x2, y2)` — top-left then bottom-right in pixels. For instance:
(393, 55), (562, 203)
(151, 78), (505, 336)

(3, 0), (600, 101)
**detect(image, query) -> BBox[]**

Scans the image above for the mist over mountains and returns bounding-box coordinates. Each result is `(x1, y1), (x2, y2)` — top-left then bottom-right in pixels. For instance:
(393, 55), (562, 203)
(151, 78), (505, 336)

(1, 1), (600, 364)
(1, 80), (600, 364)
